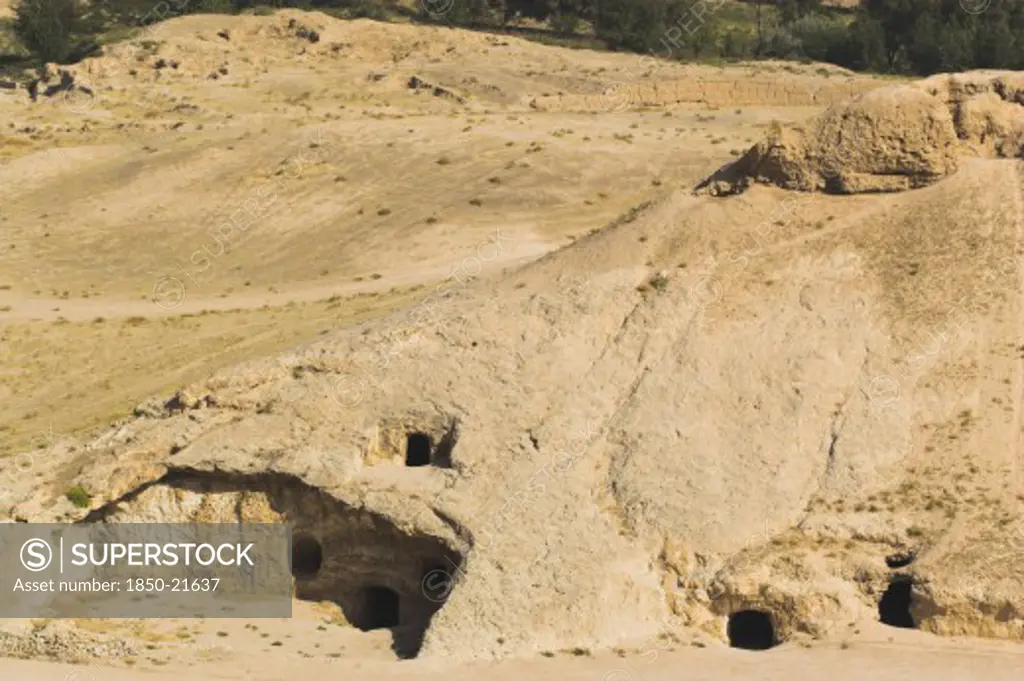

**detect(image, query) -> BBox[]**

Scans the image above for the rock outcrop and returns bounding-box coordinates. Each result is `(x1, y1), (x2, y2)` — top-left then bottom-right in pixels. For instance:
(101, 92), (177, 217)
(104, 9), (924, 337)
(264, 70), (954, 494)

(697, 72), (1022, 196)
(914, 71), (1024, 160)
(3, 151), (1023, 659)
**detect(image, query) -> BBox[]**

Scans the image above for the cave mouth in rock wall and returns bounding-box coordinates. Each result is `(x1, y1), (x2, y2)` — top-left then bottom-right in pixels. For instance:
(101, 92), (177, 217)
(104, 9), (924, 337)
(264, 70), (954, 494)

(357, 585), (401, 630)
(406, 432), (433, 467)
(727, 609), (777, 650)
(87, 471), (465, 659)
(291, 533), (323, 578)
(879, 575), (916, 629)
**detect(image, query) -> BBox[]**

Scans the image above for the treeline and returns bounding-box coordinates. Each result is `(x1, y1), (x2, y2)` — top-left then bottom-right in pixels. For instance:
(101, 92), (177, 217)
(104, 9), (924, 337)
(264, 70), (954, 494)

(446, 0), (1024, 75)
(9, 0), (1024, 74)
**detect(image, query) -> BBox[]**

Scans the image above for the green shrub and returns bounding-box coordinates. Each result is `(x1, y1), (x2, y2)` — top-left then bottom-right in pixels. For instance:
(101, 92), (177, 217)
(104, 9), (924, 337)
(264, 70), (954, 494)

(65, 485), (91, 508)
(421, 0), (505, 26)
(761, 25), (802, 60)
(777, 0), (821, 24)
(332, 0), (388, 20)
(721, 27), (755, 60)
(192, 0), (234, 13)
(550, 11), (579, 35)
(844, 15), (888, 72)
(594, 0), (667, 53)
(787, 12), (853, 64)
(13, 0), (81, 63)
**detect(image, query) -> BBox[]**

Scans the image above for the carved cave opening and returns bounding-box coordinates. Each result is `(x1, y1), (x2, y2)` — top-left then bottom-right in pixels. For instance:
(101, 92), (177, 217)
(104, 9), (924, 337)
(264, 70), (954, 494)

(879, 575), (915, 629)
(727, 609), (777, 650)
(87, 471), (464, 658)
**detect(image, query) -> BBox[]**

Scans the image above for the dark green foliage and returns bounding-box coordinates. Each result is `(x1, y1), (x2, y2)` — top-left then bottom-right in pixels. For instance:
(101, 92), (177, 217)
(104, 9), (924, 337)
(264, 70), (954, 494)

(65, 485), (91, 508)
(592, 0), (722, 58)
(321, 0), (389, 19)
(419, 0), (505, 26)
(761, 22), (802, 59)
(721, 26), (755, 60)
(777, 0), (821, 24)
(195, 0), (235, 13)
(550, 11), (579, 35)
(10, 0), (1024, 77)
(974, 11), (1018, 68)
(847, 15), (889, 72)
(786, 12), (849, 63)
(851, 0), (1024, 74)
(593, 0), (669, 53)
(13, 0), (82, 63)
(715, 0), (1024, 76)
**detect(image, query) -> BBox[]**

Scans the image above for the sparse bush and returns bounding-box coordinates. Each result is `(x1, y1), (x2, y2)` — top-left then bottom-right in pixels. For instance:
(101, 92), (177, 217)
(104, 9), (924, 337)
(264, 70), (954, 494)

(13, 0), (82, 63)
(778, 0), (821, 24)
(761, 24), (802, 60)
(649, 272), (669, 291)
(721, 27), (755, 60)
(195, 0), (235, 13)
(335, 0), (388, 20)
(593, 0), (668, 53)
(787, 13), (855, 64)
(65, 485), (90, 508)
(550, 11), (579, 35)
(421, 0), (505, 27)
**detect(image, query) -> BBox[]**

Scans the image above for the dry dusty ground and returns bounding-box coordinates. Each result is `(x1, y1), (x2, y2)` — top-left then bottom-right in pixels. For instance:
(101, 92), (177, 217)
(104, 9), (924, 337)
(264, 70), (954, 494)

(0, 9), (881, 458)
(2, 624), (1024, 681)
(6, 8), (1024, 681)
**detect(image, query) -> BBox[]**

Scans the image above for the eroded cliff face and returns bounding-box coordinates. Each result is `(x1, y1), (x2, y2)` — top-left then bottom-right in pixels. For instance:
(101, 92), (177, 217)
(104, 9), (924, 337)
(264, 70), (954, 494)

(85, 472), (462, 657)
(696, 72), (1023, 197)
(2, 90), (1023, 661)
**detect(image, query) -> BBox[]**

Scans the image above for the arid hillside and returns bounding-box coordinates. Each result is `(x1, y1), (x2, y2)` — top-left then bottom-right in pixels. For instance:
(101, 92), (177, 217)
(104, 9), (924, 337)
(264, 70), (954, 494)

(0, 10), (882, 458)
(1, 8), (1022, 681)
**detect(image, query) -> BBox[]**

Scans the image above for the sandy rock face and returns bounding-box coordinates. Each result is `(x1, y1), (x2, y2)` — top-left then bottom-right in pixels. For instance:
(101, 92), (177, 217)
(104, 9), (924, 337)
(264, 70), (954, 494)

(0, 11), (1021, 662)
(812, 86), (960, 192)
(3, 153), (1022, 661)
(914, 71), (1024, 160)
(697, 72), (1024, 196)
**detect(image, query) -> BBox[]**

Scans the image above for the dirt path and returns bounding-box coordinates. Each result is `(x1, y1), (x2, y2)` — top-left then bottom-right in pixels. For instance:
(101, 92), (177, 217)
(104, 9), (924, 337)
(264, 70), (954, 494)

(0, 237), (551, 323)
(1, 631), (1023, 681)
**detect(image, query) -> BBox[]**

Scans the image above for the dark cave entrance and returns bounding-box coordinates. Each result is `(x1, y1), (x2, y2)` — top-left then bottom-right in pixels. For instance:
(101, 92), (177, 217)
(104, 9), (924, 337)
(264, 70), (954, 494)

(879, 576), (915, 628)
(290, 534), (323, 578)
(358, 585), (401, 630)
(420, 563), (457, 603)
(89, 471), (464, 659)
(405, 432), (432, 467)
(727, 610), (777, 650)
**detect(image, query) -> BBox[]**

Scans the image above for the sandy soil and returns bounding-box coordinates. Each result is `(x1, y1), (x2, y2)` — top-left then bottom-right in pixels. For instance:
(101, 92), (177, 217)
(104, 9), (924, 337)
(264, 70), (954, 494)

(0, 9), (868, 459)
(5, 8), (1022, 681)
(2, 625), (1023, 681)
